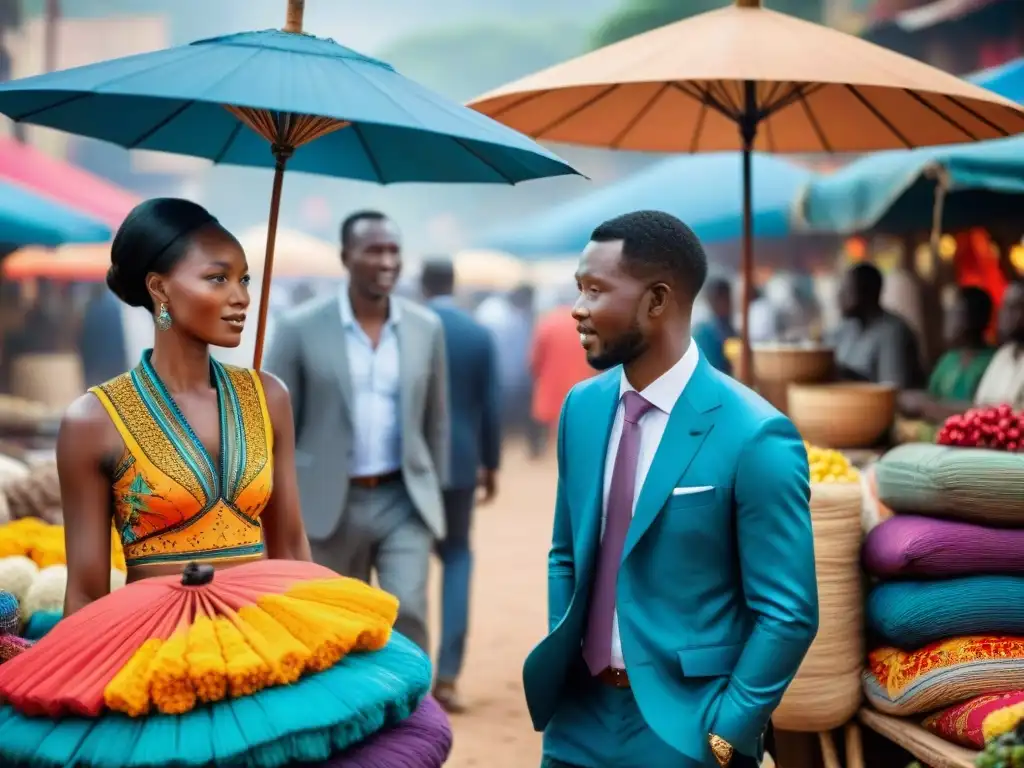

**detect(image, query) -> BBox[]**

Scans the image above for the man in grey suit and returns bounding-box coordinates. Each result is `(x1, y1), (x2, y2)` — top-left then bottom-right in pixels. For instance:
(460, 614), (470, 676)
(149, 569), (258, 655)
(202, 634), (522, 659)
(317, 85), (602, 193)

(265, 210), (449, 651)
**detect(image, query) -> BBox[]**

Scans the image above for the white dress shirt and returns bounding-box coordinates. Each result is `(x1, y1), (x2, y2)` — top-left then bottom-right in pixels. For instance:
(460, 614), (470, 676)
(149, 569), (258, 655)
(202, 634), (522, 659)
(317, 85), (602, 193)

(601, 339), (700, 669)
(339, 287), (403, 477)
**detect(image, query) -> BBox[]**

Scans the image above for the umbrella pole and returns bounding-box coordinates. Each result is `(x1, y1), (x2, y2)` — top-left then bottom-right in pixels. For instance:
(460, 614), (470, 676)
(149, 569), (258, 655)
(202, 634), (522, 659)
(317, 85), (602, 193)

(252, 150), (290, 370)
(739, 80), (758, 387)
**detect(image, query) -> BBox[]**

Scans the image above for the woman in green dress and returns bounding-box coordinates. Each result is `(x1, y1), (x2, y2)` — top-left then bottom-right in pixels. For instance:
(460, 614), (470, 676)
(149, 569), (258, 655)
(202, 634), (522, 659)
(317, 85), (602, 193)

(899, 285), (996, 433)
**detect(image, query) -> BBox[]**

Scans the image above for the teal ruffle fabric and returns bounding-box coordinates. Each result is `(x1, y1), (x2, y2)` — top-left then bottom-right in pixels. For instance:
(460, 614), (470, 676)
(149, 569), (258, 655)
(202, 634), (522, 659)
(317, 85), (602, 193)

(0, 632), (430, 768)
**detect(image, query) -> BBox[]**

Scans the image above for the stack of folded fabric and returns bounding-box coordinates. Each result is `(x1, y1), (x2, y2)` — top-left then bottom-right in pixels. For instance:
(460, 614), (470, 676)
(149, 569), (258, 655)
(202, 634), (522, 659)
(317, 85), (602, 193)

(860, 441), (1024, 757)
(0, 559), (453, 768)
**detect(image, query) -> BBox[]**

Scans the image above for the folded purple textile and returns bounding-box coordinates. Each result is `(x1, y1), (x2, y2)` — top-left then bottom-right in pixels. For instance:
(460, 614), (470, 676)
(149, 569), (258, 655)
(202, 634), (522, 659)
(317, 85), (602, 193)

(317, 695), (452, 768)
(0, 634), (32, 664)
(863, 514), (1024, 578)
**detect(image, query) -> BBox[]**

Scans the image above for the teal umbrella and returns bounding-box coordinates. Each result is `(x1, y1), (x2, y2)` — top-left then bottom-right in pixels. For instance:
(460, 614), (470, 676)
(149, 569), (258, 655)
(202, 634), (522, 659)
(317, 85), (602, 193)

(0, 0), (578, 365)
(0, 179), (110, 248)
(480, 153), (816, 259)
(970, 57), (1024, 105)
(795, 135), (1024, 236)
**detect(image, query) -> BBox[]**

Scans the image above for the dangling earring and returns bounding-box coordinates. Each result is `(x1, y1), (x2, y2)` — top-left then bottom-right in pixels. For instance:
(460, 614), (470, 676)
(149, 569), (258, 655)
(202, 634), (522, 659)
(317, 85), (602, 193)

(155, 303), (172, 331)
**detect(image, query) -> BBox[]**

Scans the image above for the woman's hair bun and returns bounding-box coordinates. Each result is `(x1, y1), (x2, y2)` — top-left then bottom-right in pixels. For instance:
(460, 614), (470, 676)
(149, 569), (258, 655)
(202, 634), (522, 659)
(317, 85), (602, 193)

(105, 263), (150, 308)
(107, 198), (218, 312)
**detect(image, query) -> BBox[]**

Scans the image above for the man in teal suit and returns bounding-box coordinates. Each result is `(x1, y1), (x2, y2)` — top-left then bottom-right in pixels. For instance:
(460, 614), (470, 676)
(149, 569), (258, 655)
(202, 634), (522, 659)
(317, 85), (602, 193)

(526, 211), (818, 768)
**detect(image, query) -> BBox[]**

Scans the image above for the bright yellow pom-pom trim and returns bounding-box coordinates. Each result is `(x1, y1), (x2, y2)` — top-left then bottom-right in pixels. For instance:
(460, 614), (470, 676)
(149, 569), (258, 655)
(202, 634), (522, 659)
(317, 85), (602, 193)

(100, 576), (398, 717)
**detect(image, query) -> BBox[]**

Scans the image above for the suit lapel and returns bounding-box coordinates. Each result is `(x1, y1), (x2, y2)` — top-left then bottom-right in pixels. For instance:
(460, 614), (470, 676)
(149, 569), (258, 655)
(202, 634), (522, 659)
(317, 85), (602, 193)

(396, 298), (417, 437)
(623, 356), (720, 558)
(324, 298), (353, 415)
(571, 372), (620, 588)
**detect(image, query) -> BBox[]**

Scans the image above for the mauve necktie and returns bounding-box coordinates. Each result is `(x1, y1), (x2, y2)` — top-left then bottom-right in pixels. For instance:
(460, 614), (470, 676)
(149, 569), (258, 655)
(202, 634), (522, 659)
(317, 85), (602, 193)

(583, 390), (655, 674)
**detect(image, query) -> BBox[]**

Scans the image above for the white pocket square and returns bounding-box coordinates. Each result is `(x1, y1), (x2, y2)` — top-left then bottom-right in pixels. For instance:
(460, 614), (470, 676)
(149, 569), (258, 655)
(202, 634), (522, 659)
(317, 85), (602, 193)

(672, 485), (714, 496)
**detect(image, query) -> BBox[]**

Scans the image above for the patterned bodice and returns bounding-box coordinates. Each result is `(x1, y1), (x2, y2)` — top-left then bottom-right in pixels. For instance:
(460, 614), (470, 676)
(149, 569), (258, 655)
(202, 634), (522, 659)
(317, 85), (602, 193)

(90, 351), (274, 568)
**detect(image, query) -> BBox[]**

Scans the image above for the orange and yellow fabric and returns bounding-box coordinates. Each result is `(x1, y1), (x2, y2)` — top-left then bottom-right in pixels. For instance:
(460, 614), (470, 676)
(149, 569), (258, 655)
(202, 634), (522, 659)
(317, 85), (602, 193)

(90, 351), (273, 569)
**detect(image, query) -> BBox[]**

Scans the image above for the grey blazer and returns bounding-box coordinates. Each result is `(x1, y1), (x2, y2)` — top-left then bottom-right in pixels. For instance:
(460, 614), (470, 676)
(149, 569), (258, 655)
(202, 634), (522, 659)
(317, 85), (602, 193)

(264, 293), (450, 541)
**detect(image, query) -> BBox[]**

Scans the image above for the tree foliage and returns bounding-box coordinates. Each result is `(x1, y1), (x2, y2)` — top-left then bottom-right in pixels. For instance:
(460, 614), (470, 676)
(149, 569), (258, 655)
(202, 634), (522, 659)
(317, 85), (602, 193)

(379, 22), (588, 102)
(591, 0), (822, 49)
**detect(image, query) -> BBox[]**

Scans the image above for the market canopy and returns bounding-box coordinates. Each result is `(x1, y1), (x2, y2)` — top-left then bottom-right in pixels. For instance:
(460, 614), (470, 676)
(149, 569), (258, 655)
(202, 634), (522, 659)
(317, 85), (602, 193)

(479, 152), (816, 259)
(0, 137), (139, 228)
(970, 57), (1024, 104)
(794, 134), (1024, 236)
(0, 179), (110, 249)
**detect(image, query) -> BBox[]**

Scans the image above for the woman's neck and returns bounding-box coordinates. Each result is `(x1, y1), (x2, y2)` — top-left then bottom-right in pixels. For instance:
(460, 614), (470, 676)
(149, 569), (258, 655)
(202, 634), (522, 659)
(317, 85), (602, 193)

(149, 332), (212, 392)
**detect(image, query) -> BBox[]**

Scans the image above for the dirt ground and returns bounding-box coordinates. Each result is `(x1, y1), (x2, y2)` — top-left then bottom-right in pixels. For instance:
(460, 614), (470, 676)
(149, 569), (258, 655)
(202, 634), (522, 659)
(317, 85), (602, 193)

(427, 440), (554, 767)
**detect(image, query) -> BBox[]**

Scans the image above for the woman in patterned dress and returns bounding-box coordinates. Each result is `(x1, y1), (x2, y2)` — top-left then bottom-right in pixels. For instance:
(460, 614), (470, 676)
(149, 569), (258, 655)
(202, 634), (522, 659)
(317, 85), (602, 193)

(56, 197), (310, 613)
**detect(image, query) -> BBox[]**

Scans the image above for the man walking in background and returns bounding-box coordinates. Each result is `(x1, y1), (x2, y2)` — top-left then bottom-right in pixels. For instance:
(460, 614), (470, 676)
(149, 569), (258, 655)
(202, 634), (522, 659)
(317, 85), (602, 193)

(265, 210), (449, 652)
(421, 257), (501, 713)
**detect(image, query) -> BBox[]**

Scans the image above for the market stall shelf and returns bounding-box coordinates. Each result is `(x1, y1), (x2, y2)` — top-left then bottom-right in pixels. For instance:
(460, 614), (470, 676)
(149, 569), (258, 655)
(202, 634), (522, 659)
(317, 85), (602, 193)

(859, 707), (978, 768)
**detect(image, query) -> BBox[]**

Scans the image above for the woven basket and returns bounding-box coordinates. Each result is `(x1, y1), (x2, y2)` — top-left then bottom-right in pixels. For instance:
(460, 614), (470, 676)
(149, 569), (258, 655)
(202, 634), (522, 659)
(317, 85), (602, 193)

(9, 353), (84, 412)
(788, 383), (896, 449)
(773, 482), (864, 731)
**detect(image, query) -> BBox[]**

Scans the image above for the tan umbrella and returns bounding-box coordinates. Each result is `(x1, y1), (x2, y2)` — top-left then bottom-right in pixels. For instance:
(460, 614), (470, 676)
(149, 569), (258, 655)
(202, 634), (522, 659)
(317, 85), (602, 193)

(469, 0), (1024, 383)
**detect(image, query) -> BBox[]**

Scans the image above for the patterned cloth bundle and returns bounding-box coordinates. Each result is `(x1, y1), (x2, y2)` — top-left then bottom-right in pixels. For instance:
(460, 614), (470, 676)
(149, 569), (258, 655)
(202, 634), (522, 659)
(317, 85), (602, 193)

(0, 559), (452, 768)
(860, 442), (1024, 752)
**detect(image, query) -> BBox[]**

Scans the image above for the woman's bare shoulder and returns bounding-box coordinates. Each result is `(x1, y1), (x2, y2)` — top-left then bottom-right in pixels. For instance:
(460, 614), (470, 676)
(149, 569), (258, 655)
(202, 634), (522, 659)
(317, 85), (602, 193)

(58, 392), (118, 454)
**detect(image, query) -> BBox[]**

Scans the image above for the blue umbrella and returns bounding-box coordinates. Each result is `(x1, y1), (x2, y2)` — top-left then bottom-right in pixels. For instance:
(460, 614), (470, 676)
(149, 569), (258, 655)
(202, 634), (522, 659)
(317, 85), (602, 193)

(0, 179), (110, 248)
(970, 57), (1024, 104)
(0, 1), (578, 365)
(479, 153), (815, 259)
(795, 135), (1024, 236)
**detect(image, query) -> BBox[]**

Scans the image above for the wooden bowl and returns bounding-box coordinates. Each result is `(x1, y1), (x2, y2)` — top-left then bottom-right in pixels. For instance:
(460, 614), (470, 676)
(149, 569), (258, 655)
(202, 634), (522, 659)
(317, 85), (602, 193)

(788, 382), (896, 449)
(753, 345), (835, 383)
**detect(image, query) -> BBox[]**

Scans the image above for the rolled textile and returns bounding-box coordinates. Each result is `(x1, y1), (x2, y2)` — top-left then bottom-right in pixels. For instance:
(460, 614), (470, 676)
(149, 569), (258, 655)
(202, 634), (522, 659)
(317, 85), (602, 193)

(875, 443), (1024, 525)
(0, 590), (17, 635)
(314, 695), (452, 768)
(924, 691), (1024, 748)
(0, 635), (31, 664)
(863, 515), (1024, 578)
(774, 482), (864, 731)
(867, 576), (1024, 648)
(864, 636), (1024, 715)
(22, 610), (60, 641)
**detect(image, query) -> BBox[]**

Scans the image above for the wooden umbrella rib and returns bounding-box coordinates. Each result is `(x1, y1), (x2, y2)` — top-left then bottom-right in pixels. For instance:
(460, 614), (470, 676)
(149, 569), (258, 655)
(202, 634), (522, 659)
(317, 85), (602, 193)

(481, 89), (552, 121)
(762, 82), (825, 119)
(211, 120), (245, 164)
(126, 100), (197, 149)
(609, 82), (670, 150)
(903, 90), (979, 141)
(350, 122), (384, 183)
(671, 81), (739, 122)
(844, 84), (913, 148)
(688, 100), (709, 153)
(534, 83), (622, 140)
(796, 88), (833, 153)
(760, 80), (787, 112)
(448, 134), (517, 184)
(763, 108), (777, 153)
(938, 94), (1015, 137)
(708, 80), (742, 116)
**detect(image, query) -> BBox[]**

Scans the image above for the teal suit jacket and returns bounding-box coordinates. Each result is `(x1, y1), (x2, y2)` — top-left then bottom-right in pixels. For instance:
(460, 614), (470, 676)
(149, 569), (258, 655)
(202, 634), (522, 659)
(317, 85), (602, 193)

(523, 355), (818, 765)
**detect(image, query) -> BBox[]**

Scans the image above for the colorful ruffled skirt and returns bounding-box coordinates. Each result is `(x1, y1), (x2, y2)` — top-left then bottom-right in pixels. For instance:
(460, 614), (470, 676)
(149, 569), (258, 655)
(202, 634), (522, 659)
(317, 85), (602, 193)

(0, 560), (452, 767)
